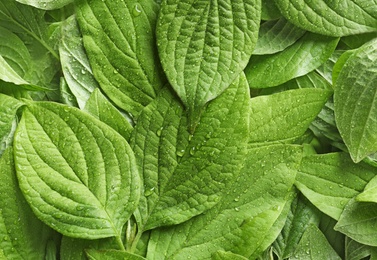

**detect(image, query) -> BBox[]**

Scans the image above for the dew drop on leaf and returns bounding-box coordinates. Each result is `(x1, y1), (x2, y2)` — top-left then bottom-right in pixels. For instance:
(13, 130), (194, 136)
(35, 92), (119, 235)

(176, 149), (185, 157)
(156, 127), (163, 137)
(132, 4), (142, 17)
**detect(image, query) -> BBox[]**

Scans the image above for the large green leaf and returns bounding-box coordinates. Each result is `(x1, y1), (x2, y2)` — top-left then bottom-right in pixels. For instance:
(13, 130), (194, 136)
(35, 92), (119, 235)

(295, 153), (376, 220)
(246, 32), (339, 88)
(59, 15), (98, 109)
(253, 18), (305, 55)
(335, 199), (377, 246)
(334, 38), (377, 163)
(132, 74), (250, 232)
(0, 147), (55, 259)
(273, 0), (377, 36)
(249, 88), (331, 144)
(146, 144), (302, 259)
(15, 0), (73, 10)
(76, 0), (165, 117)
(13, 102), (140, 240)
(157, 0), (261, 129)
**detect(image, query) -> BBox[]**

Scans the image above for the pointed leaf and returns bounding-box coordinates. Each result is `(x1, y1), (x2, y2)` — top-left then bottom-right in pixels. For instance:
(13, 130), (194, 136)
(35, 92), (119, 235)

(76, 0), (165, 116)
(273, 0), (377, 36)
(250, 88), (331, 144)
(59, 15), (98, 109)
(246, 32), (339, 88)
(85, 88), (133, 141)
(0, 147), (55, 259)
(146, 144), (302, 259)
(144, 74), (250, 230)
(13, 102), (140, 239)
(0, 93), (23, 139)
(334, 38), (377, 162)
(157, 0), (261, 127)
(295, 153), (376, 220)
(357, 174), (377, 203)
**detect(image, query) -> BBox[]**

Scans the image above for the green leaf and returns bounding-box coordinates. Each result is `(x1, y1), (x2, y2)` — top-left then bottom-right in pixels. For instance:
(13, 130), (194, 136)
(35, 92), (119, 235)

(273, 0), (377, 37)
(345, 237), (373, 260)
(0, 147), (55, 259)
(273, 194), (321, 259)
(335, 198), (377, 246)
(211, 251), (248, 260)
(290, 224), (341, 260)
(334, 38), (377, 163)
(146, 144), (302, 259)
(15, 0), (73, 10)
(76, 0), (165, 117)
(253, 18), (305, 55)
(133, 74), (250, 231)
(249, 88), (331, 144)
(246, 32), (339, 88)
(85, 249), (146, 260)
(13, 102), (140, 240)
(59, 15), (98, 109)
(357, 174), (377, 203)
(157, 0), (261, 128)
(295, 153), (376, 220)
(261, 0), (281, 20)
(84, 88), (133, 141)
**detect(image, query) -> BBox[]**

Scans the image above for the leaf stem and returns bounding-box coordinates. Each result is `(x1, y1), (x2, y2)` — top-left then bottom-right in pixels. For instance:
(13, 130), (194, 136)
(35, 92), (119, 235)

(115, 235), (126, 251)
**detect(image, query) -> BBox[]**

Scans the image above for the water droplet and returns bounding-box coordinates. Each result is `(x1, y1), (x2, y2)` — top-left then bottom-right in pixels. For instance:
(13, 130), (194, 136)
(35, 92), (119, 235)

(176, 149), (185, 157)
(188, 134), (193, 141)
(76, 205), (85, 211)
(156, 127), (163, 137)
(145, 187), (155, 197)
(234, 207), (240, 212)
(133, 4), (142, 17)
(190, 147), (195, 155)
(81, 69), (86, 74)
(113, 69), (118, 74)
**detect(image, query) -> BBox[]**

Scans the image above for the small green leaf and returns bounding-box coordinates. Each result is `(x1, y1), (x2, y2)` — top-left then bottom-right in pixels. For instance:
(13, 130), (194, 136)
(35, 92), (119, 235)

(15, 0), (73, 10)
(291, 224), (341, 260)
(334, 38), (377, 163)
(335, 198), (377, 246)
(76, 0), (165, 116)
(59, 15), (98, 109)
(249, 88), (331, 144)
(13, 102), (140, 239)
(146, 144), (302, 259)
(85, 88), (133, 141)
(85, 249), (146, 260)
(246, 32), (339, 88)
(157, 0), (261, 128)
(295, 153), (376, 220)
(253, 18), (305, 55)
(0, 147), (55, 259)
(273, 0), (377, 36)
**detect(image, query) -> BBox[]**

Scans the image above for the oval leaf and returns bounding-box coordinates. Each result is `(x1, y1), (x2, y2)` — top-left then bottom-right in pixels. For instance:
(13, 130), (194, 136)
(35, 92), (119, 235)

(273, 0), (377, 36)
(13, 102), (140, 239)
(157, 0), (261, 127)
(334, 38), (377, 163)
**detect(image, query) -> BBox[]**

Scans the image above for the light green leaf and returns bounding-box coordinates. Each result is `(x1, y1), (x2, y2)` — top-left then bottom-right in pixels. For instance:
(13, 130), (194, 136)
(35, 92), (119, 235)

(84, 88), (133, 141)
(345, 237), (372, 260)
(334, 38), (377, 163)
(85, 249), (146, 260)
(357, 174), (377, 203)
(59, 15), (98, 109)
(133, 74), (250, 231)
(290, 224), (341, 260)
(246, 32), (339, 88)
(249, 88), (331, 144)
(157, 0), (261, 129)
(13, 102), (140, 240)
(335, 198), (377, 246)
(273, 194), (321, 259)
(295, 153), (376, 220)
(15, 0), (73, 10)
(76, 0), (165, 117)
(273, 0), (377, 36)
(146, 144), (302, 259)
(332, 50), (356, 85)
(0, 147), (55, 259)
(253, 18), (305, 55)
(212, 251), (248, 260)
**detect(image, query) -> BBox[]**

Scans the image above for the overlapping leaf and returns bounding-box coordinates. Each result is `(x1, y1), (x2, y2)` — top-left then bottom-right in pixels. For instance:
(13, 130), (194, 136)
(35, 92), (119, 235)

(76, 0), (165, 117)
(334, 38), (377, 163)
(132, 74), (250, 231)
(13, 102), (140, 239)
(157, 0), (261, 128)
(273, 0), (377, 36)
(146, 144), (302, 259)
(15, 0), (73, 10)
(246, 32), (339, 88)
